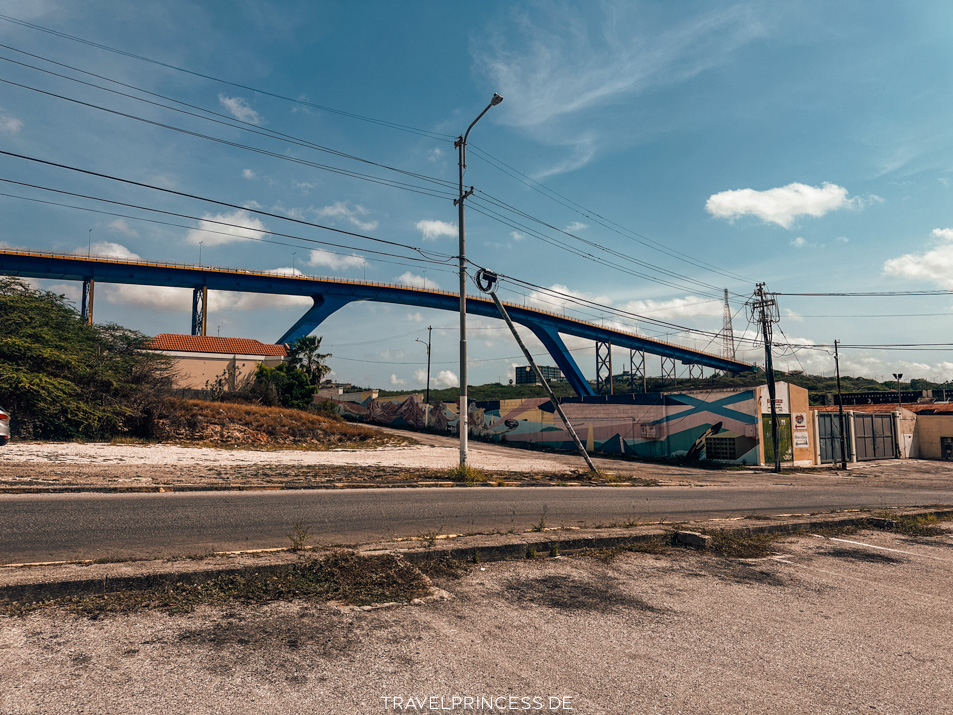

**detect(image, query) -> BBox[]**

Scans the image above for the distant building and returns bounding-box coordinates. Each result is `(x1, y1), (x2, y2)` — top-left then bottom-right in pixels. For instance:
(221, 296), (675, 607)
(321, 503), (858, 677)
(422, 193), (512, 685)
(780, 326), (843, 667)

(515, 365), (564, 385)
(144, 334), (287, 390)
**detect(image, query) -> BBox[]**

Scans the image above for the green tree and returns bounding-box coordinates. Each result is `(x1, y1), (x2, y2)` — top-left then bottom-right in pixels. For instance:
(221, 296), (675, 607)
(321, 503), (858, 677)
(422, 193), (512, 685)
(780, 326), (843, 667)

(0, 277), (172, 439)
(251, 362), (314, 410)
(287, 335), (331, 385)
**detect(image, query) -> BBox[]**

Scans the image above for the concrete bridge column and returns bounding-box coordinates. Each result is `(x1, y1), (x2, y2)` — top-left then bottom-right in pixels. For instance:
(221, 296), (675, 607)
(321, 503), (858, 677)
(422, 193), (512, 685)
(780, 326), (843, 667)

(81, 278), (94, 325)
(191, 286), (207, 336)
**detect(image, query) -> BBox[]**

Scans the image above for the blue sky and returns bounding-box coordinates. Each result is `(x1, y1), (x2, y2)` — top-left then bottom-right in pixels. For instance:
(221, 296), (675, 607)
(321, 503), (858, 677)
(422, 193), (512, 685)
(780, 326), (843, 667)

(3, 1), (953, 389)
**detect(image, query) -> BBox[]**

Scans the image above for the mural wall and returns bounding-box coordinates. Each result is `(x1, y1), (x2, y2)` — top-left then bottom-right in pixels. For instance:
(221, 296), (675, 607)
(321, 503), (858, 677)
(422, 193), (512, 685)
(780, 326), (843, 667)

(330, 388), (762, 464)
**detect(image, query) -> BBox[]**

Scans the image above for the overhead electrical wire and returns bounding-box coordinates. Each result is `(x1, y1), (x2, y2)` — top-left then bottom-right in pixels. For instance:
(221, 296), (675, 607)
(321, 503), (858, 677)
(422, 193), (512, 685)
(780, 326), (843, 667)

(0, 47), (457, 191)
(468, 144), (753, 286)
(0, 189), (460, 277)
(0, 32), (755, 300)
(0, 14), (453, 140)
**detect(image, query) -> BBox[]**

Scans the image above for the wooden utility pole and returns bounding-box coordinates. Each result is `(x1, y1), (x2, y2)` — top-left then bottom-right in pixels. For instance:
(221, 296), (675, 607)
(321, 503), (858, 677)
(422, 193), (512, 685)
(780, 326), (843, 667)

(748, 283), (781, 473)
(834, 340), (848, 470)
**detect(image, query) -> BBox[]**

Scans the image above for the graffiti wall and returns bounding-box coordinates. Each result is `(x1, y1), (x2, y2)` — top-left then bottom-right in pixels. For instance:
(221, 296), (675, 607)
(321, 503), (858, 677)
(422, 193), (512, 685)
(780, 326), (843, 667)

(330, 388), (762, 464)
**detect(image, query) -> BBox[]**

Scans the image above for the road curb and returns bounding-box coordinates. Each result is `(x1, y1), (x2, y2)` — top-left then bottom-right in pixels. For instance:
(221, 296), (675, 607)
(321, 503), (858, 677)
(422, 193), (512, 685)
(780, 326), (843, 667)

(1, 508), (950, 604)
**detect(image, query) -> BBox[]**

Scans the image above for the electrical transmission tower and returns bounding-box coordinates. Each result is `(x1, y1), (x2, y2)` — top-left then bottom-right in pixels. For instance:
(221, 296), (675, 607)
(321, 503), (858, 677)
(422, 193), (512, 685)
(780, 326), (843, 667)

(746, 283), (781, 473)
(722, 289), (736, 361)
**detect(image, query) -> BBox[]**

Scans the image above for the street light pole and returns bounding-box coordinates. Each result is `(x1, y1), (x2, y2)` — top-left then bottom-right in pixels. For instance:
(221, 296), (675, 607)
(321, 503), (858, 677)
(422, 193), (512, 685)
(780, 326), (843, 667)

(455, 93), (502, 467)
(416, 326), (432, 406)
(893, 373), (903, 406)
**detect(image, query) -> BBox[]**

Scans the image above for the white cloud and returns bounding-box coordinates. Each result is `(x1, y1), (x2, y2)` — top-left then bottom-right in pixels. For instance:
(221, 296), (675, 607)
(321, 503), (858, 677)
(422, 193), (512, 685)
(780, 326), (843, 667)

(433, 370), (459, 388)
(620, 296), (722, 319)
(415, 219), (457, 241)
(210, 291), (311, 311)
(883, 228), (953, 288)
(706, 182), (863, 229)
(105, 285), (188, 311)
(313, 202), (378, 232)
(471, 3), (765, 176)
(186, 210), (268, 247)
(791, 236), (808, 248)
(380, 350), (405, 361)
(242, 169), (256, 180)
(510, 231), (524, 242)
(106, 219), (139, 238)
(407, 312), (425, 323)
(389, 374), (407, 387)
(565, 221), (587, 232)
(0, 113), (23, 134)
(427, 147), (443, 163)
(396, 272), (440, 290)
(81, 242), (140, 260)
(836, 236), (850, 243)
(219, 94), (261, 125)
(307, 249), (367, 271)
(413, 368), (428, 384)
(474, 4), (765, 131)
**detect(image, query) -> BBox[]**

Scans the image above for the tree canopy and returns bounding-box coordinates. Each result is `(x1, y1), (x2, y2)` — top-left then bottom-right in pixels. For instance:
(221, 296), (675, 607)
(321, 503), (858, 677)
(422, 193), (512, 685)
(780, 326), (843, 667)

(0, 277), (171, 439)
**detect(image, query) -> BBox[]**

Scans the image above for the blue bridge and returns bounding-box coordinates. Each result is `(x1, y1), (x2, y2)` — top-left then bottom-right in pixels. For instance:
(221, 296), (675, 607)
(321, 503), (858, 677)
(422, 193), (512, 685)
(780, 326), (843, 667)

(0, 249), (755, 396)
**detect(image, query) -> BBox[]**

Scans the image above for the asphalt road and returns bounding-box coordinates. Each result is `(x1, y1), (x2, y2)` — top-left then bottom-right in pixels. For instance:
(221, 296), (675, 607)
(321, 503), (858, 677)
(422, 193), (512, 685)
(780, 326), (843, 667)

(3, 483), (953, 564)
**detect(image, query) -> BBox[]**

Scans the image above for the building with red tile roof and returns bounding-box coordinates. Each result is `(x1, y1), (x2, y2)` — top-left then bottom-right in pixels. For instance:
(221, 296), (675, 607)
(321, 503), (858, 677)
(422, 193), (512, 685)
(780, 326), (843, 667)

(144, 333), (287, 391)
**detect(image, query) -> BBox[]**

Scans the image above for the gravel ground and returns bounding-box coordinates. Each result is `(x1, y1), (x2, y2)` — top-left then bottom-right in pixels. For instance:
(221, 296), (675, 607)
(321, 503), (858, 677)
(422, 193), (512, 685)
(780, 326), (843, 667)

(1, 527), (952, 714)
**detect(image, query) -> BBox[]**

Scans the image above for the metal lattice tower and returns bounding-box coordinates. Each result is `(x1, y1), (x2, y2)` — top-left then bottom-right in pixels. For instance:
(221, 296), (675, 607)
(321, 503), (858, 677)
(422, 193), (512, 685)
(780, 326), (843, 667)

(660, 356), (676, 388)
(722, 288), (736, 361)
(595, 341), (613, 395)
(629, 349), (646, 394)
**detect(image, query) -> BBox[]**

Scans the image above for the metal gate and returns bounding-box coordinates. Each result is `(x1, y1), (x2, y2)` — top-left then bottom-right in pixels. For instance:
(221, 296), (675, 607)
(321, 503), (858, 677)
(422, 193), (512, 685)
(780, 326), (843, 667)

(854, 413), (897, 460)
(818, 413), (851, 464)
(818, 412), (897, 463)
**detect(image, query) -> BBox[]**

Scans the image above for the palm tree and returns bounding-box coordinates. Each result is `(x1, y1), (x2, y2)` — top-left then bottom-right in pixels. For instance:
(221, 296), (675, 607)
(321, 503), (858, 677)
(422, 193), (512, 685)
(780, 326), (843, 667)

(287, 335), (331, 385)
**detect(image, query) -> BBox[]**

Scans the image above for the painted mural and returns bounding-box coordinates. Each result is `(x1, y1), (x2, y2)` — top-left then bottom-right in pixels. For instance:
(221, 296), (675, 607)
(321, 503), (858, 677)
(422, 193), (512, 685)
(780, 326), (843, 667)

(330, 388), (762, 464)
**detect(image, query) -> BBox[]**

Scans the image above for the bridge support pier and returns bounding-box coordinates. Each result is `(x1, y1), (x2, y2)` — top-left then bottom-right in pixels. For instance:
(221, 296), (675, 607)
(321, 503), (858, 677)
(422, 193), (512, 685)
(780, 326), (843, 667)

(525, 323), (594, 397)
(595, 340), (613, 395)
(278, 294), (354, 345)
(629, 349), (645, 394)
(660, 356), (676, 390)
(81, 278), (94, 325)
(191, 286), (207, 336)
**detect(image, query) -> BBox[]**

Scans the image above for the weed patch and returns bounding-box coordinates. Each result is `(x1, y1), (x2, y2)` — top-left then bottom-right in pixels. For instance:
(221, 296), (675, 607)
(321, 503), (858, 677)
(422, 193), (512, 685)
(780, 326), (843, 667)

(696, 530), (781, 559)
(0, 551), (431, 617)
(444, 464), (487, 485)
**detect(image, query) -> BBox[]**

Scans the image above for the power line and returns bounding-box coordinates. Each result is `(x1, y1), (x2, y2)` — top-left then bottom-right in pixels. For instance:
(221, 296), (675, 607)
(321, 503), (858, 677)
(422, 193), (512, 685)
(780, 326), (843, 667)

(0, 150), (454, 261)
(0, 189), (460, 277)
(0, 47), (458, 191)
(469, 143), (752, 285)
(0, 14), (453, 140)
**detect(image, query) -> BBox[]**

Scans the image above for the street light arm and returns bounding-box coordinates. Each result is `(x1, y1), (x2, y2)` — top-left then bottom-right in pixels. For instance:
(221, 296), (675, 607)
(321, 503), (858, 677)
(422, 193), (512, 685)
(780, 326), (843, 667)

(457, 94), (503, 169)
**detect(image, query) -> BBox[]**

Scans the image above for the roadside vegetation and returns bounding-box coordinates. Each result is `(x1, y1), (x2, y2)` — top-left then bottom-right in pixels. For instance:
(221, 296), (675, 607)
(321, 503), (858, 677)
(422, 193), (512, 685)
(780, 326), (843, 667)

(152, 398), (401, 449)
(0, 551), (433, 617)
(0, 277), (386, 448)
(0, 277), (172, 440)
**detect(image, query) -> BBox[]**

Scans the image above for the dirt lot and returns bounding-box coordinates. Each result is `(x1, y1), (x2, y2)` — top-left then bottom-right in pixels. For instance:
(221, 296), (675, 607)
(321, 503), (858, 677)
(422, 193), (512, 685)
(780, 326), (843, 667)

(5, 427), (953, 492)
(2, 526), (952, 714)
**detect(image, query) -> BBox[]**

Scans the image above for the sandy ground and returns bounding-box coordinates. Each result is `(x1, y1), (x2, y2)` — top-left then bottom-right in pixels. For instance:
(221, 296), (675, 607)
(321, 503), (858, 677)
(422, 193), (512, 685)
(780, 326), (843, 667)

(2, 527), (952, 714)
(0, 428), (732, 488)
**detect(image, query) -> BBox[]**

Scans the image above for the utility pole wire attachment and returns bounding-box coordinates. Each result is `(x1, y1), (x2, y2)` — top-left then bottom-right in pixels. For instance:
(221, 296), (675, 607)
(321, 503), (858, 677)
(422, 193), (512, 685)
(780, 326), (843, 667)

(747, 283), (782, 473)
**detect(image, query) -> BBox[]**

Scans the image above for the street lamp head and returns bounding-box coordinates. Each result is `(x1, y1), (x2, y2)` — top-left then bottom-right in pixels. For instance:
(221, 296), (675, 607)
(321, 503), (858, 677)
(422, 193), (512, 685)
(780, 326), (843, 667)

(490, 93), (503, 106)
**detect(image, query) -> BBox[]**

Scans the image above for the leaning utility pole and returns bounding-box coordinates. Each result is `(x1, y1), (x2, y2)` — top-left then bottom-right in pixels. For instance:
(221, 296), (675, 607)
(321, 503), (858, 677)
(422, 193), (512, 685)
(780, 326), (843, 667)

(475, 269), (597, 473)
(747, 283), (781, 473)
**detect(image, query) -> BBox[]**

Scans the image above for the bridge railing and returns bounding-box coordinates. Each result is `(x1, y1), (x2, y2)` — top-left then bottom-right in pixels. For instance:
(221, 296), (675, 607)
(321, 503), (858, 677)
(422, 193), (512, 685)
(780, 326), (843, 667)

(1, 247), (739, 365)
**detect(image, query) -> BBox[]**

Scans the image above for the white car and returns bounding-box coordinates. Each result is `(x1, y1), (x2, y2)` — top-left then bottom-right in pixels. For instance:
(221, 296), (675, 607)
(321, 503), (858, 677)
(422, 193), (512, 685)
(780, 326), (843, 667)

(0, 407), (9, 446)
